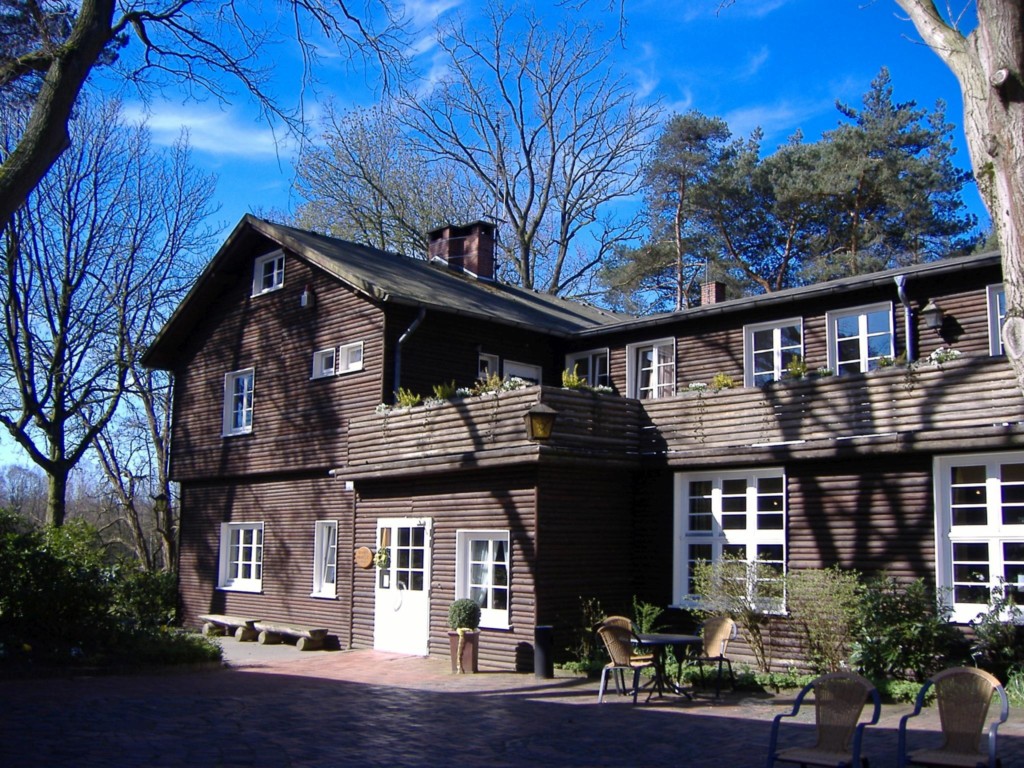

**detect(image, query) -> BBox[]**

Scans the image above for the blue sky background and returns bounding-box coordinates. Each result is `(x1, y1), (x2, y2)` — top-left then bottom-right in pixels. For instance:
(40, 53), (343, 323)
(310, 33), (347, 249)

(110, 0), (988, 241)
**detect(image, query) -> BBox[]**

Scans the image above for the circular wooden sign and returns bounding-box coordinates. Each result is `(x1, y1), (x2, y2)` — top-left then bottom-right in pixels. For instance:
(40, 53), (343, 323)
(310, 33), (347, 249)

(355, 546), (374, 569)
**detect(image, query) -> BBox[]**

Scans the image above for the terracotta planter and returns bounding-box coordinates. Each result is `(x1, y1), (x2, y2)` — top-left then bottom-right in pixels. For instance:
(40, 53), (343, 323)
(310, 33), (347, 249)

(448, 630), (480, 673)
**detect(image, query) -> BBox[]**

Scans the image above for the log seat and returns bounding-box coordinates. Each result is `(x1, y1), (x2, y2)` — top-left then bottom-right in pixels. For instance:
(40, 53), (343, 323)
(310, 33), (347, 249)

(252, 621), (329, 651)
(198, 614), (261, 642)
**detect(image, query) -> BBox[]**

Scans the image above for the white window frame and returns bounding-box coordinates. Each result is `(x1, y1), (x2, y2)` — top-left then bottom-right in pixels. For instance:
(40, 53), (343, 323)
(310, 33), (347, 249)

(218, 522), (264, 592)
(478, 353), (500, 379)
(504, 360), (542, 385)
(743, 318), (804, 387)
(565, 348), (610, 388)
(935, 451), (1024, 623)
(673, 468), (786, 612)
(826, 302), (894, 375)
(252, 250), (285, 296)
(311, 520), (338, 598)
(455, 530), (510, 629)
(311, 348), (336, 379)
(988, 284), (1006, 357)
(222, 368), (254, 436)
(626, 338), (676, 399)
(337, 341), (364, 374)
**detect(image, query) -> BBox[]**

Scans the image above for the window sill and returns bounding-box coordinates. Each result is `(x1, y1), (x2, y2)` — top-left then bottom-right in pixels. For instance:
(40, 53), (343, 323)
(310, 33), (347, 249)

(216, 585), (263, 594)
(310, 592), (338, 600)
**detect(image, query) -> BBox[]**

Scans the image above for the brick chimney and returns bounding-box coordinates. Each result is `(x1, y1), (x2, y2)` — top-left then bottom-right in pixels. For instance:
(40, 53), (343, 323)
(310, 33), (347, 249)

(427, 221), (496, 281)
(701, 281), (726, 306)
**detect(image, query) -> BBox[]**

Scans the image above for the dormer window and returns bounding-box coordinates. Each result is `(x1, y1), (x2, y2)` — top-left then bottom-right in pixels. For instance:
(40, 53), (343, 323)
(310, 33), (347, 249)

(252, 250), (285, 296)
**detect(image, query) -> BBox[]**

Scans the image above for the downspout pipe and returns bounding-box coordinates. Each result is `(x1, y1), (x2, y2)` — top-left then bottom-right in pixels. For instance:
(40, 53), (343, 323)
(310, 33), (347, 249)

(894, 275), (916, 362)
(393, 307), (427, 401)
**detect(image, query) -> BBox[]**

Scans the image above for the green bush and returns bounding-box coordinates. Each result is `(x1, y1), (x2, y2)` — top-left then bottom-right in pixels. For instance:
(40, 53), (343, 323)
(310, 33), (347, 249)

(561, 595), (605, 674)
(851, 576), (967, 682)
(0, 510), (190, 669)
(110, 565), (178, 630)
(447, 598), (481, 630)
(970, 584), (1024, 683)
(786, 566), (862, 673)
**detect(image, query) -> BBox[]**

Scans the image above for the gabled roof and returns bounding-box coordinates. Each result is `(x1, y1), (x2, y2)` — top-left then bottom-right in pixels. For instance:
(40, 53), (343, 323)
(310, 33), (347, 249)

(575, 249), (1003, 337)
(143, 215), (625, 369)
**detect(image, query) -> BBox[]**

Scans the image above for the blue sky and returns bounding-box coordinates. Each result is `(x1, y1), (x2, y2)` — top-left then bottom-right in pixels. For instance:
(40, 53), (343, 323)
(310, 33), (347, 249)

(112, 0), (987, 241)
(1, 1), (983, 469)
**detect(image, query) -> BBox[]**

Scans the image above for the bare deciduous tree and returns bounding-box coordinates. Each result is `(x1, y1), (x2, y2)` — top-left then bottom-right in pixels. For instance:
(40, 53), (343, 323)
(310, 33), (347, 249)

(0, 0), (406, 226)
(0, 97), (215, 527)
(401, 2), (660, 295)
(891, 1), (1024, 394)
(293, 101), (486, 256)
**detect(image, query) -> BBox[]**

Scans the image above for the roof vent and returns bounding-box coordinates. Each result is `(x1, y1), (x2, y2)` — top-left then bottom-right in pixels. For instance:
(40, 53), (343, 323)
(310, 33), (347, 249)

(428, 221), (496, 281)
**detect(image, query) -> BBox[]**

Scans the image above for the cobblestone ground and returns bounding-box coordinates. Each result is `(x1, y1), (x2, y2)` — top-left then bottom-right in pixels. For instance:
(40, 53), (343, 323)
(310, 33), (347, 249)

(2, 643), (1022, 767)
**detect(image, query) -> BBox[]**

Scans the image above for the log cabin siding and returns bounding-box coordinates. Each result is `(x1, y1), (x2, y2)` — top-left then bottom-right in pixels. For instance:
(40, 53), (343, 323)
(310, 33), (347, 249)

(387, 304), (563, 398)
(178, 475), (355, 638)
(351, 470), (539, 670)
(170, 252), (385, 481)
(535, 465), (637, 629)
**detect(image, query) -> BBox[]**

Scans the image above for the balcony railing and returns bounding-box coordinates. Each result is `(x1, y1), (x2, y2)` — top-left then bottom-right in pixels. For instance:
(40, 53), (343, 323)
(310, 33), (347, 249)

(344, 387), (642, 475)
(341, 358), (1024, 476)
(640, 357), (1024, 462)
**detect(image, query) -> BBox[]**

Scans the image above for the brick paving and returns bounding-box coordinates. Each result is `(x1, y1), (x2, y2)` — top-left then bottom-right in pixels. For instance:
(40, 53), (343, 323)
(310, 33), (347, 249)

(1, 641), (1022, 767)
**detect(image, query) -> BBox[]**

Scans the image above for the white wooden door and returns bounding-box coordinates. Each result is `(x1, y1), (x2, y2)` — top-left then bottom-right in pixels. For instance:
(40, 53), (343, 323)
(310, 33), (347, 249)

(373, 518), (432, 655)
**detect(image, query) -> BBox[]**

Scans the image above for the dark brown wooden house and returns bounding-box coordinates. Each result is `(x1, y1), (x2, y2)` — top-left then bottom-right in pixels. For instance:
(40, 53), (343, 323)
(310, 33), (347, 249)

(144, 215), (1024, 671)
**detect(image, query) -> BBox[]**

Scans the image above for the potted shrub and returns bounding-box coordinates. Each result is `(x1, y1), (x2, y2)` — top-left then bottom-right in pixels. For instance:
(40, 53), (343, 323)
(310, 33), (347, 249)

(448, 598), (481, 674)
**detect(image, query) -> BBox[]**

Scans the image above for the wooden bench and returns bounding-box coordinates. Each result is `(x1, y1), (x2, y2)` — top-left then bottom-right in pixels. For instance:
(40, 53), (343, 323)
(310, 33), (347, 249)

(198, 614), (260, 642)
(253, 621), (329, 651)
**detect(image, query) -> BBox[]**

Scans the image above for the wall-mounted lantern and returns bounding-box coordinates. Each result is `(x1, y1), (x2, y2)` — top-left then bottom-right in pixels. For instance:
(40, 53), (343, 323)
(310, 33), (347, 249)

(920, 300), (944, 334)
(524, 402), (558, 441)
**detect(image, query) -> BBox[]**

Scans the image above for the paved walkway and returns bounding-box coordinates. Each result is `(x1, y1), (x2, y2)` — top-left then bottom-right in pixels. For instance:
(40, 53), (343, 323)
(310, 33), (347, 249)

(2, 640), (1022, 767)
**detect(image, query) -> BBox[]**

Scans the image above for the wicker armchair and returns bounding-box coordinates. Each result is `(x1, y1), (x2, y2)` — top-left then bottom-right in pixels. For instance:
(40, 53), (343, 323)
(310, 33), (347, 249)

(897, 666), (1009, 768)
(596, 617), (654, 704)
(766, 671), (881, 768)
(693, 615), (737, 696)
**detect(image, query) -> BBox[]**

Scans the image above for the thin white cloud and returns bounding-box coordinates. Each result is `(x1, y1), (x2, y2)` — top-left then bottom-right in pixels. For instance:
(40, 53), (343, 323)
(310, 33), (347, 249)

(724, 99), (830, 144)
(742, 46), (770, 78)
(122, 102), (287, 159)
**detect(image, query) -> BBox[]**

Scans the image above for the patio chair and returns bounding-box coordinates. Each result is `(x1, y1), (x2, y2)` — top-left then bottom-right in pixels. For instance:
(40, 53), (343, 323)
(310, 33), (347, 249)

(897, 666), (1009, 768)
(596, 617), (654, 704)
(693, 615), (737, 696)
(766, 671), (881, 768)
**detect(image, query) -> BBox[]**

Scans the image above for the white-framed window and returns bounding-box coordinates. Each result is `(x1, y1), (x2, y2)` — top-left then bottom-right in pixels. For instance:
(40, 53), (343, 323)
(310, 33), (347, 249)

(456, 530), (510, 629)
(988, 284), (1007, 356)
(252, 250), (285, 296)
(222, 369), (254, 436)
(338, 341), (364, 374)
(935, 451), (1024, 623)
(627, 339), (675, 399)
(744, 319), (803, 387)
(826, 303), (894, 375)
(565, 348), (610, 388)
(504, 360), (542, 384)
(311, 521), (338, 598)
(673, 468), (786, 612)
(478, 353), (500, 379)
(311, 348), (336, 379)
(219, 522), (264, 592)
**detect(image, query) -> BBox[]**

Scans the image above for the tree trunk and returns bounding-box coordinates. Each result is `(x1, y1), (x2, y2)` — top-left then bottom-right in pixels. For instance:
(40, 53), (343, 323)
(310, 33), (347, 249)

(45, 470), (68, 528)
(895, 0), (1024, 395)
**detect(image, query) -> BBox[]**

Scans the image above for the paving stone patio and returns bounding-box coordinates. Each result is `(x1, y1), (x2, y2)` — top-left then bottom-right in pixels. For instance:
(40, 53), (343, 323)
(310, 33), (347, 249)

(1, 640), (1021, 767)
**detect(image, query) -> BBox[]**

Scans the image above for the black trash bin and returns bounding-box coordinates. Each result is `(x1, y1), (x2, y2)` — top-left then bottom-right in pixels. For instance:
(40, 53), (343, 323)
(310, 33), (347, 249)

(534, 624), (554, 679)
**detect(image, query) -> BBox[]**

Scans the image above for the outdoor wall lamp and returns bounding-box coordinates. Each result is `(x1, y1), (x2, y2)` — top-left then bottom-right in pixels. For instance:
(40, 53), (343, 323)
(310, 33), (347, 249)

(920, 300), (944, 334)
(300, 284), (315, 308)
(524, 402), (558, 441)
